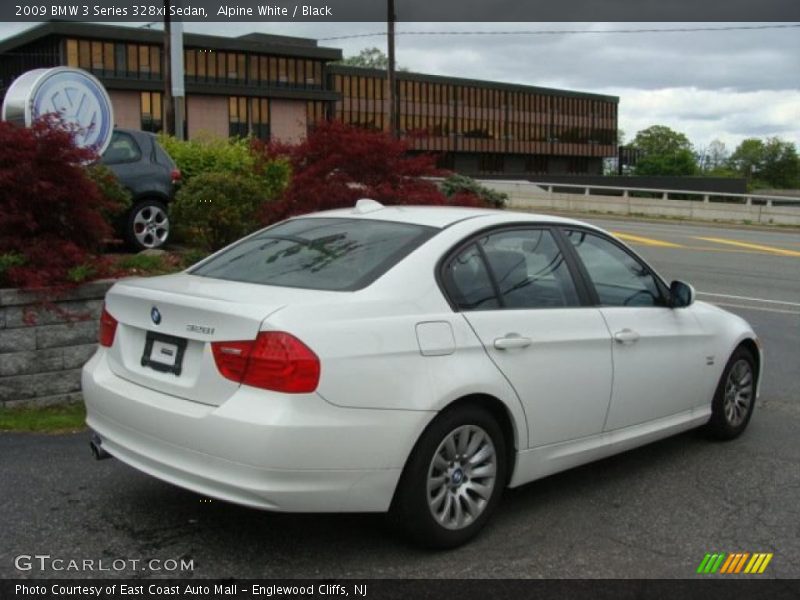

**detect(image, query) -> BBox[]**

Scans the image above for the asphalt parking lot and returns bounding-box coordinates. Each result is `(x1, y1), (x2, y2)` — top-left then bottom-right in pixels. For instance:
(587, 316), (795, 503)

(1, 217), (798, 579)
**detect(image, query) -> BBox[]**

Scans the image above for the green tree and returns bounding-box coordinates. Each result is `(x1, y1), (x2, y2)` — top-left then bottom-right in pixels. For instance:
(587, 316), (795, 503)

(697, 139), (736, 177)
(729, 137), (800, 189)
(631, 125), (698, 176)
(338, 47), (406, 70)
(728, 138), (764, 179)
(761, 137), (800, 188)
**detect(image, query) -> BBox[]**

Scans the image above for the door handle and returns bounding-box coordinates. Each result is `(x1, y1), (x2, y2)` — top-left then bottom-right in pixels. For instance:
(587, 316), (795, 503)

(613, 329), (640, 344)
(494, 334), (532, 350)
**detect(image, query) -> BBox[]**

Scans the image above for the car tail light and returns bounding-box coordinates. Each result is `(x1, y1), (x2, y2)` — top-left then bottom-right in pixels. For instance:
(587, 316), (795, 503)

(98, 305), (118, 348)
(211, 332), (320, 394)
(170, 168), (182, 183)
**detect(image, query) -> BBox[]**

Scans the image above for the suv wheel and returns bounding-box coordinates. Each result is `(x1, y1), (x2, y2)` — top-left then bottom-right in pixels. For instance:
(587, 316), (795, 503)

(126, 200), (169, 250)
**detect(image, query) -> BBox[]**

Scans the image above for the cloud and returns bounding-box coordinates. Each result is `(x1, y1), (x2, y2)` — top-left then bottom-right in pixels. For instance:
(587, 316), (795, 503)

(609, 87), (800, 147)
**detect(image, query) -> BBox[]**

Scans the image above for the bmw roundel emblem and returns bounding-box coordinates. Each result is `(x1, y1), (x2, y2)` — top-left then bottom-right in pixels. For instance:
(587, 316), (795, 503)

(151, 307), (162, 325)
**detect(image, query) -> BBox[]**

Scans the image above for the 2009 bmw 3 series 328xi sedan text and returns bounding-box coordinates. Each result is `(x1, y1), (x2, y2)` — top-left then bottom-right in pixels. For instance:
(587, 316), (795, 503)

(83, 200), (762, 548)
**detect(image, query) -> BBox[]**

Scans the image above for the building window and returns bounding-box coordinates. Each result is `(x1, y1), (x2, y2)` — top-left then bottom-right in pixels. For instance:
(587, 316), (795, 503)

(140, 91), (162, 133)
(525, 155), (548, 174)
(306, 101), (326, 133)
(66, 38), (163, 80)
(567, 157), (590, 174)
(479, 154), (504, 174)
(228, 96), (249, 137)
(228, 96), (270, 139)
(66, 39), (78, 67)
(436, 153), (455, 170)
(251, 98), (270, 140)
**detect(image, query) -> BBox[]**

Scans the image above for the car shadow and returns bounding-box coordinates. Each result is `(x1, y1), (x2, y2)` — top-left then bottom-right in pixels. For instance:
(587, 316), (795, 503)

(84, 427), (715, 577)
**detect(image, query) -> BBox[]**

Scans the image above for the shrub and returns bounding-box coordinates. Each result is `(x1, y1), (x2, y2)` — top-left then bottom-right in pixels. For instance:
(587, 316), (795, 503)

(0, 252), (26, 283)
(0, 116), (124, 289)
(85, 163), (132, 221)
(254, 120), (489, 224)
(441, 173), (508, 208)
(158, 134), (257, 183)
(170, 172), (272, 251)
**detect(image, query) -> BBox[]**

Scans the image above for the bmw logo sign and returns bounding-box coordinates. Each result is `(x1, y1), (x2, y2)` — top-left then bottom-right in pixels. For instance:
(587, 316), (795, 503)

(1, 67), (114, 155)
(151, 307), (162, 326)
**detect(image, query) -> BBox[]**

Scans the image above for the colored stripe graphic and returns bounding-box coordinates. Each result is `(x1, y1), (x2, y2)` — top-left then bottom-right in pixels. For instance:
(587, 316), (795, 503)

(711, 553), (727, 573)
(734, 553), (750, 573)
(699, 553), (727, 573)
(719, 554), (736, 573)
(744, 553), (774, 574)
(698, 552), (773, 574)
(697, 554), (713, 573)
(758, 554), (773, 573)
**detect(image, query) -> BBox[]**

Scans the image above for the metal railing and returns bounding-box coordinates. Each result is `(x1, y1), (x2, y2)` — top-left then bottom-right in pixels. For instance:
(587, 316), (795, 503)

(517, 181), (800, 207)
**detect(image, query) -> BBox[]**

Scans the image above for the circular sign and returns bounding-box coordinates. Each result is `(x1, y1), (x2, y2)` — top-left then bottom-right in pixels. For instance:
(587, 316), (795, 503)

(1, 67), (114, 155)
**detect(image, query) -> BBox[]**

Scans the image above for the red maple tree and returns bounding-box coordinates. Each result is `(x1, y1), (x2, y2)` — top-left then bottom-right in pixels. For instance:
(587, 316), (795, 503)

(0, 116), (120, 288)
(253, 120), (483, 224)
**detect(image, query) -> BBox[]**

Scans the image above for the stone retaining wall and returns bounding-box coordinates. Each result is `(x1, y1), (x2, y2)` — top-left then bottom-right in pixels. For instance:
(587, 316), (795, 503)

(0, 280), (114, 408)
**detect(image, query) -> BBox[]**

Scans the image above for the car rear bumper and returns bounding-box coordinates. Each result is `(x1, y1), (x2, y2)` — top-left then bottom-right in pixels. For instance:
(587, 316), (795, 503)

(82, 350), (433, 512)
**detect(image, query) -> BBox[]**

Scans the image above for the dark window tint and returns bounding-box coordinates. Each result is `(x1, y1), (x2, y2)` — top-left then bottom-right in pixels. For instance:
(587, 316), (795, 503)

(101, 131), (142, 164)
(192, 218), (437, 291)
(443, 244), (499, 310)
(565, 230), (664, 307)
(480, 229), (580, 309)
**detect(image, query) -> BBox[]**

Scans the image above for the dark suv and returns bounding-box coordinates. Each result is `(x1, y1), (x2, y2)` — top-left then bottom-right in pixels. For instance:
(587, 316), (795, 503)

(101, 129), (181, 250)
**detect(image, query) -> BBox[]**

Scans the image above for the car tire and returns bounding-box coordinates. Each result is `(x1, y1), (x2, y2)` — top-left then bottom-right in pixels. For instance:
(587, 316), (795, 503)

(126, 199), (170, 250)
(705, 346), (757, 440)
(390, 404), (507, 549)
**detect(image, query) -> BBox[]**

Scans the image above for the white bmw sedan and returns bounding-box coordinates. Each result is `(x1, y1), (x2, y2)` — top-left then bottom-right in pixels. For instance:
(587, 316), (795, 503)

(83, 201), (761, 547)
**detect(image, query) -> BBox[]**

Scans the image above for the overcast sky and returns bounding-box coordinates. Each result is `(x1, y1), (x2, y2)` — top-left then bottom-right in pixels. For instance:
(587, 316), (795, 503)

(2, 21), (798, 153)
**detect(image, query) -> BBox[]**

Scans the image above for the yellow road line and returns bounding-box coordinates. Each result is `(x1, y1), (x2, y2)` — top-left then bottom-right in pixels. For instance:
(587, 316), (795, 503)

(694, 237), (800, 257)
(611, 232), (685, 248)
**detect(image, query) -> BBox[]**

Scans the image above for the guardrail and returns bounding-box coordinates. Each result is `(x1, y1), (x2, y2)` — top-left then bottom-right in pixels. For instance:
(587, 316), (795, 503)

(473, 179), (800, 226)
(523, 182), (800, 207)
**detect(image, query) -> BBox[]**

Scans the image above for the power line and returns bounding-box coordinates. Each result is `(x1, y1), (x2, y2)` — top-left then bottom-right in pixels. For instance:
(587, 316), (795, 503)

(319, 23), (800, 42)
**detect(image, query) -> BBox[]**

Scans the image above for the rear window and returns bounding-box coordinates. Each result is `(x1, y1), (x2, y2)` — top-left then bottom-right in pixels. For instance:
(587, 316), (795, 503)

(191, 218), (438, 291)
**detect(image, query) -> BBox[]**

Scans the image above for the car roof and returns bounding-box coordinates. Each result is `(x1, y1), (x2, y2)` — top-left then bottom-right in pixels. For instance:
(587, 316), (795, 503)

(305, 202), (589, 229)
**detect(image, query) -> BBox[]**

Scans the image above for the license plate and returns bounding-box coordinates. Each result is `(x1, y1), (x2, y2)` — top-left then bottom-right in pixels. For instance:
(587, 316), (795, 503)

(141, 332), (187, 376)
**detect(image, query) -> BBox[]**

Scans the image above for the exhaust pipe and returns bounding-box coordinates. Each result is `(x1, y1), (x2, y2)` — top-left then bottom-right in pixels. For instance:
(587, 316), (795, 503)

(90, 433), (112, 461)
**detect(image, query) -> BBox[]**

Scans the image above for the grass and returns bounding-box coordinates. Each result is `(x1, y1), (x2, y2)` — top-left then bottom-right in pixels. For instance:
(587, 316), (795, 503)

(0, 402), (87, 434)
(115, 253), (167, 272)
(110, 248), (209, 278)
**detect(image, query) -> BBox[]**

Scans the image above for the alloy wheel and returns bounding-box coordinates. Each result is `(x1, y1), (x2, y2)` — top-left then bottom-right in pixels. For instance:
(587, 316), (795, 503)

(133, 204), (169, 249)
(723, 359), (753, 428)
(426, 425), (497, 530)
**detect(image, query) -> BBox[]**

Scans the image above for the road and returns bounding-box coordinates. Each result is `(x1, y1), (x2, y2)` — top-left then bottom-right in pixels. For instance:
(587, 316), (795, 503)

(1, 218), (798, 580)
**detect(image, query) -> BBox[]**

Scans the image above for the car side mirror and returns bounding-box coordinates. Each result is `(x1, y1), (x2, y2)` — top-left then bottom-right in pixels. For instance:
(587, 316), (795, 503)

(670, 280), (695, 308)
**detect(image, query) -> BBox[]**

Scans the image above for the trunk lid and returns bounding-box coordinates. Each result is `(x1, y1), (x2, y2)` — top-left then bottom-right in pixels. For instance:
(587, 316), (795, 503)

(103, 273), (337, 406)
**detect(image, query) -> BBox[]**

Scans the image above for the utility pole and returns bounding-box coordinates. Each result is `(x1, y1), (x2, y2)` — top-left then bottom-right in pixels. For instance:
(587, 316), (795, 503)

(163, 0), (174, 135)
(387, 0), (398, 138)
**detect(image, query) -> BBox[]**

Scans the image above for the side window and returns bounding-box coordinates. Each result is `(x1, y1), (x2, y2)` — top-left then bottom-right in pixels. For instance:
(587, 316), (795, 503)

(479, 229), (580, 309)
(442, 244), (500, 311)
(565, 229), (665, 307)
(101, 132), (142, 165)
